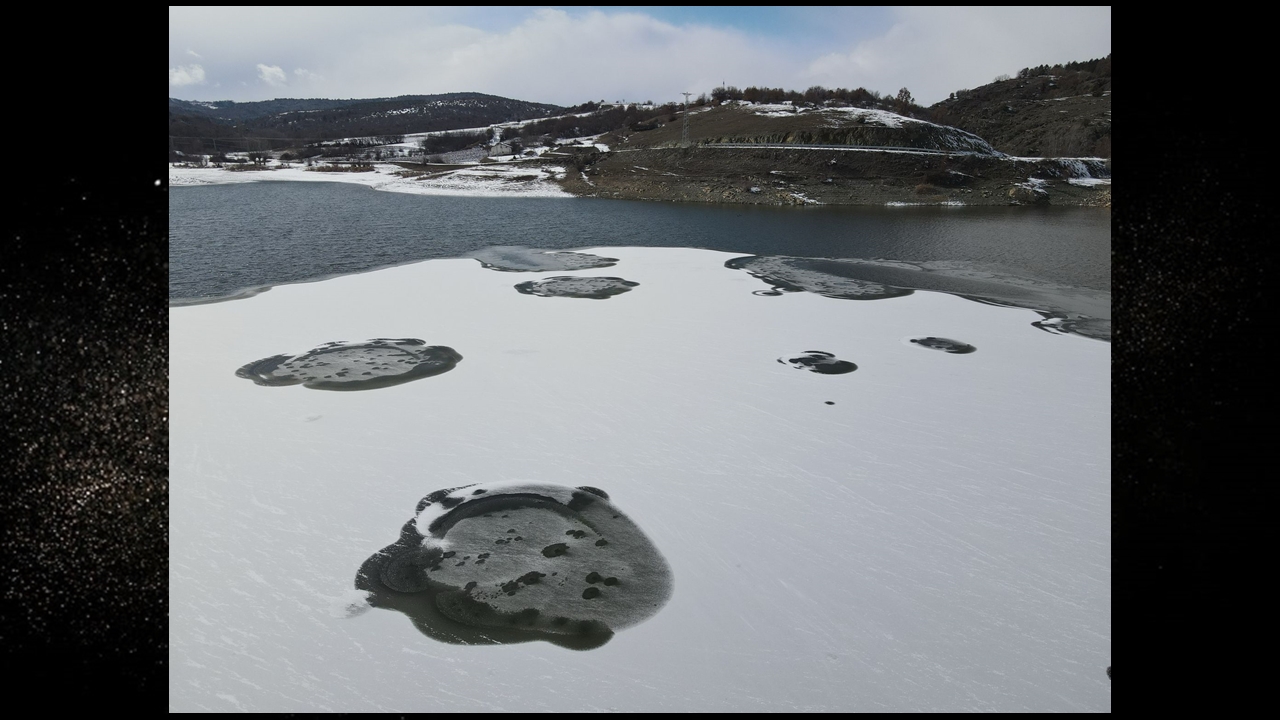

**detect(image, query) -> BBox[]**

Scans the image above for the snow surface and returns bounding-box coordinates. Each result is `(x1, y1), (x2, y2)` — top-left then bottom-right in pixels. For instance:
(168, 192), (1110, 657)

(168, 161), (571, 198)
(170, 247), (1110, 712)
(886, 200), (967, 207)
(740, 101), (943, 132)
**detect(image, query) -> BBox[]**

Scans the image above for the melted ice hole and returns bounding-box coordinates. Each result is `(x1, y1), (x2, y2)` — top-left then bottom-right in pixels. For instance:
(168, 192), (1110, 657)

(726, 256), (914, 300)
(778, 350), (858, 375)
(469, 246), (619, 273)
(515, 276), (639, 299)
(355, 481), (673, 650)
(235, 338), (462, 391)
(907, 337), (976, 354)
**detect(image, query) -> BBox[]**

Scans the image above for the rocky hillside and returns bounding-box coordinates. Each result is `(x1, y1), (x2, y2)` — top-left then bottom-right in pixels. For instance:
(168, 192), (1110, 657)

(548, 100), (1110, 207)
(556, 144), (1109, 208)
(928, 59), (1111, 158)
(168, 93), (564, 156)
(546, 58), (1114, 207)
(619, 102), (1000, 155)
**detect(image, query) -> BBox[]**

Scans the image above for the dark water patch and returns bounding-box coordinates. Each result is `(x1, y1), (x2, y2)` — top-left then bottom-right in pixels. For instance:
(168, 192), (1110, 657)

(909, 337), (976, 354)
(730, 254), (1111, 342)
(964, 296), (1112, 342)
(171, 185), (1109, 305)
(1030, 313), (1112, 342)
(469, 246), (619, 273)
(779, 351), (858, 375)
(234, 338), (461, 391)
(515, 276), (639, 299)
(355, 481), (673, 650)
(726, 256), (913, 300)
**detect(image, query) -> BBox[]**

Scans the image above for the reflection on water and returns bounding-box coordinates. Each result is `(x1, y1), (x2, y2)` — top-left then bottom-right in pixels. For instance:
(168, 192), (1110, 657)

(355, 482), (673, 650)
(469, 246), (619, 273)
(515, 276), (639, 299)
(779, 351), (859, 375)
(235, 338), (462, 391)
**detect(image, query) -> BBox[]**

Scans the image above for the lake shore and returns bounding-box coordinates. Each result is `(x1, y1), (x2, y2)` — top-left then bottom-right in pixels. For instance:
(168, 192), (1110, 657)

(560, 145), (1111, 208)
(169, 145), (1111, 208)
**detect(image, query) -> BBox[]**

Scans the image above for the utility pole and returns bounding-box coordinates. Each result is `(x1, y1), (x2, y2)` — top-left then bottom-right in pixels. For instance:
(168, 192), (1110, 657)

(682, 92), (693, 148)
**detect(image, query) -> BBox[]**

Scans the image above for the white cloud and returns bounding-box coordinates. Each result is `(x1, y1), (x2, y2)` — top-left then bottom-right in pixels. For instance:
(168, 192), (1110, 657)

(316, 9), (792, 106)
(802, 7), (1111, 105)
(168, 64), (206, 87)
(186, 49), (202, 58)
(256, 64), (287, 86)
(168, 8), (1108, 106)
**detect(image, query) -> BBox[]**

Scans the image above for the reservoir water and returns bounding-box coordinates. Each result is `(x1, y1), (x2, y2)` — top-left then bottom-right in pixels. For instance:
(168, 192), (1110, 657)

(170, 182), (1110, 333)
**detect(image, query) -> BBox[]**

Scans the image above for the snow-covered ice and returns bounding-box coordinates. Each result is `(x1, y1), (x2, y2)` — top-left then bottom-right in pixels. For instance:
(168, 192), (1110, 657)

(168, 160), (572, 198)
(170, 247), (1110, 712)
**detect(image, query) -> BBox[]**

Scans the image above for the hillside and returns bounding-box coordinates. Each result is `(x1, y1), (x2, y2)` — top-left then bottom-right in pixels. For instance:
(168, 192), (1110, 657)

(552, 100), (1109, 207)
(928, 57), (1111, 158)
(616, 102), (999, 155)
(169, 57), (1112, 208)
(550, 60), (1113, 206)
(168, 93), (565, 157)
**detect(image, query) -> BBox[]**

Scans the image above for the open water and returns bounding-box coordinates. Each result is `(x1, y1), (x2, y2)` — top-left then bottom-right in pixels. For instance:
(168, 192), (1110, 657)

(170, 181), (1110, 337)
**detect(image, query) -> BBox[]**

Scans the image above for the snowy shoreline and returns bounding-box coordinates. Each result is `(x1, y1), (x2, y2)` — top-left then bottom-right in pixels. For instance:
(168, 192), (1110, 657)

(169, 157), (573, 198)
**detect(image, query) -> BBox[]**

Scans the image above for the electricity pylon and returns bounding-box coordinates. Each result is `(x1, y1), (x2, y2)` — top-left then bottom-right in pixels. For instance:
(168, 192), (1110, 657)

(682, 92), (693, 147)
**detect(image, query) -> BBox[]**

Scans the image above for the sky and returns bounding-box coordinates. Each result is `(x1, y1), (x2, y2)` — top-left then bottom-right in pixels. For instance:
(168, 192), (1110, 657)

(169, 6), (1110, 108)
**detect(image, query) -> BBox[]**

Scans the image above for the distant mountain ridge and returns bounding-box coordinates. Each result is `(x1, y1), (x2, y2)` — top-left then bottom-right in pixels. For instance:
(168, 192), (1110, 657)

(168, 93), (565, 155)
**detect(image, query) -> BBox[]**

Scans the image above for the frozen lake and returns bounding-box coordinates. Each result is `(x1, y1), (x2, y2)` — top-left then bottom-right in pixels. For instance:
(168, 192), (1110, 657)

(170, 244), (1110, 712)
